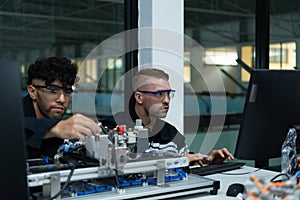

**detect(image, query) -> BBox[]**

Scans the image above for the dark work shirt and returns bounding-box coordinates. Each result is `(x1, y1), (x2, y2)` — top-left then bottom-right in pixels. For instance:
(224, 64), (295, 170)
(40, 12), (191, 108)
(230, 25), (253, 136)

(103, 95), (189, 155)
(23, 94), (63, 159)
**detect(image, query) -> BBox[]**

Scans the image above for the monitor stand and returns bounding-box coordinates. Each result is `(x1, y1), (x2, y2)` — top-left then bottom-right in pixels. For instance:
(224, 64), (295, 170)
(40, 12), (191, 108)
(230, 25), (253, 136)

(255, 159), (269, 169)
(255, 159), (281, 172)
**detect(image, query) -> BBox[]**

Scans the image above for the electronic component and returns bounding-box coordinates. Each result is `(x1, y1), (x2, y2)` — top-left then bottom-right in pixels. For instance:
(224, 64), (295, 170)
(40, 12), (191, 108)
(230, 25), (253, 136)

(27, 120), (194, 199)
(245, 173), (300, 199)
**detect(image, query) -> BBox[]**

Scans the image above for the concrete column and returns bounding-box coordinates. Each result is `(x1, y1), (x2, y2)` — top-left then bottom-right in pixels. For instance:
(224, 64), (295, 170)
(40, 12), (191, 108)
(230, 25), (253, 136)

(138, 0), (184, 133)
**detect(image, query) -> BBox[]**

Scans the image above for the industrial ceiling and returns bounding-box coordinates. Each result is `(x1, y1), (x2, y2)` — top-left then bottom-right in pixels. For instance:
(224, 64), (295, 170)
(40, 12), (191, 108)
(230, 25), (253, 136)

(0, 0), (299, 63)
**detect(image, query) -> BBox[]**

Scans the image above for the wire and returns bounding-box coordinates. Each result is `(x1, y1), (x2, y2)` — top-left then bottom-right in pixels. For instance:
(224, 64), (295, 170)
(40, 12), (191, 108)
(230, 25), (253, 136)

(247, 190), (260, 200)
(66, 168), (186, 196)
(251, 175), (265, 193)
(63, 151), (99, 164)
(293, 170), (300, 179)
(248, 175), (292, 200)
(270, 173), (290, 182)
(49, 161), (77, 200)
(264, 181), (286, 193)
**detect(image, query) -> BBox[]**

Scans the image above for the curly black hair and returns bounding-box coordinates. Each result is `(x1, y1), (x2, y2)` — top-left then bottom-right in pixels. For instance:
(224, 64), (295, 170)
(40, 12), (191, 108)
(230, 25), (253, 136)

(27, 56), (79, 86)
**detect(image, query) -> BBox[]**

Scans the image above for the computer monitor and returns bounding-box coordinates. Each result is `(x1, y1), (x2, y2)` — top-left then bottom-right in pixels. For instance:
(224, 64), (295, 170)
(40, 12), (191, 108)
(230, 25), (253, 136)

(234, 69), (300, 168)
(0, 61), (28, 199)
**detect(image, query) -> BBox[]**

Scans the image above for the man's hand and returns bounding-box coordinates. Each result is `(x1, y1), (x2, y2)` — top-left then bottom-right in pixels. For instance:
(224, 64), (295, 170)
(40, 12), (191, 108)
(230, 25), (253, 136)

(205, 148), (234, 164)
(45, 113), (102, 140)
(185, 148), (234, 166)
(185, 153), (208, 166)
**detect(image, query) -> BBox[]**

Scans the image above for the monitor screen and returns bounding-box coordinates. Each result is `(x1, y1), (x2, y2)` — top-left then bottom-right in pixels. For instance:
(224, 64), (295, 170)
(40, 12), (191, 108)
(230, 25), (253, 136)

(0, 61), (28, 199)
(234, 69), (300, 168)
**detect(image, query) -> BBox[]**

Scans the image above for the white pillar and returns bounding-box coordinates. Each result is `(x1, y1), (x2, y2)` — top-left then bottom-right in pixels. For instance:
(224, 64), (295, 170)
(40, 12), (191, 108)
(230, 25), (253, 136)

(138, 0), (184, 134)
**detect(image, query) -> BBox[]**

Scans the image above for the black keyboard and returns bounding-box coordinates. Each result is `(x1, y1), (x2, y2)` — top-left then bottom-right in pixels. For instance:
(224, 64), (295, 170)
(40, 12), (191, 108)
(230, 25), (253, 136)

(189, 162), (245, 176)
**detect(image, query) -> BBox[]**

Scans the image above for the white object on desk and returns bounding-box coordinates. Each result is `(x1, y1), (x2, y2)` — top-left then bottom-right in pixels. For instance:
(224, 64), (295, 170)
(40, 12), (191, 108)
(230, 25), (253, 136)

(182, 165), (280, 200)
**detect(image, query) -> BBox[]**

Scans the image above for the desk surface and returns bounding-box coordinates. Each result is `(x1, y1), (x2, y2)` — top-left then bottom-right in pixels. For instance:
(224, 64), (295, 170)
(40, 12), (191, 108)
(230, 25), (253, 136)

(181, 165), (280, 200)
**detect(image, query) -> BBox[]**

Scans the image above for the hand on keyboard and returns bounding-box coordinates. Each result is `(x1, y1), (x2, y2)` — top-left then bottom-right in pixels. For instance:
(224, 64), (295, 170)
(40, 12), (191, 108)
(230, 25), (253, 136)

(185, 153), (208, 166)
(205, 148), (235, 164)
(189, 162), (246, 176)
(185, 148), (235, 166)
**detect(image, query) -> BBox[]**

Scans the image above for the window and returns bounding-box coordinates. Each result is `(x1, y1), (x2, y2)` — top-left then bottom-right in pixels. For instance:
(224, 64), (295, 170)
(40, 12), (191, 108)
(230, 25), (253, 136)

(184, 52), (191, 83)
(269, 42), (296, 70)
(0, 1), (125, 90)
(204, 48), (238, 66)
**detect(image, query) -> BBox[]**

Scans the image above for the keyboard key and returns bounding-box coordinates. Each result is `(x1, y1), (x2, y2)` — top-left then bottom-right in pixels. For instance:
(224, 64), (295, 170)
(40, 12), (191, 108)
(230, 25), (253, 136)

(189, 162), (245, 176)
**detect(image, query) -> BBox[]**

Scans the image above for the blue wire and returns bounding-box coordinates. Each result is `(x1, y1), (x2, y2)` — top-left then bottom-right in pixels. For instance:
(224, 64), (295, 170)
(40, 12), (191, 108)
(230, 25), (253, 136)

(293, 170), (300, 178)
(67, 168), (187, 196)
(63, 143), (74, 152)
(42, 156), (51, 170)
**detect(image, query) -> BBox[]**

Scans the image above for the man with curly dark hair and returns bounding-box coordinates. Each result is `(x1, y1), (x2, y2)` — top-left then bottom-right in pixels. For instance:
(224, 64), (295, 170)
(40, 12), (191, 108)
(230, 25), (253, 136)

(24, 57), (101, 159)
